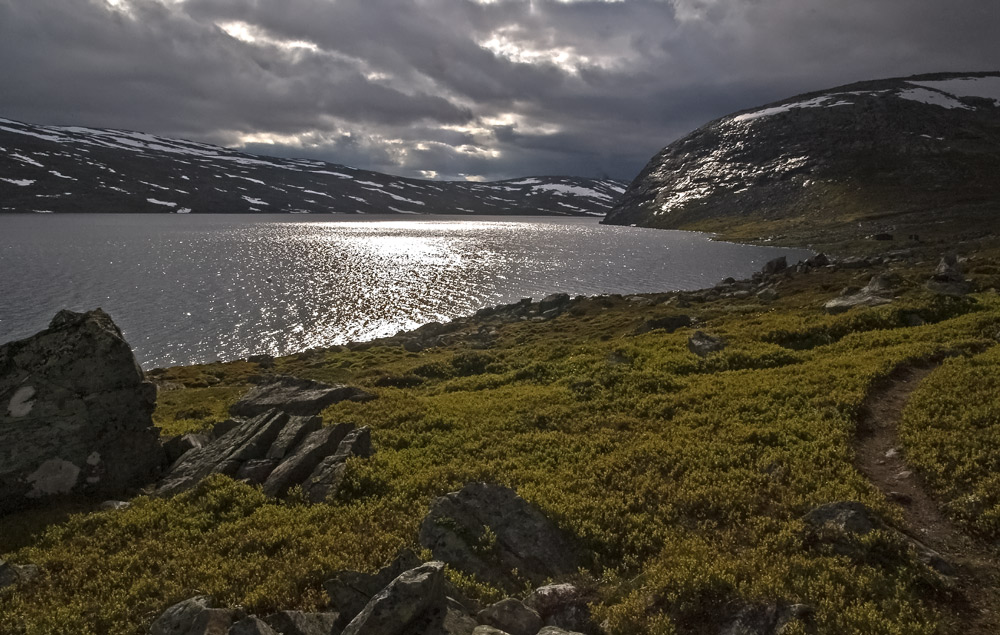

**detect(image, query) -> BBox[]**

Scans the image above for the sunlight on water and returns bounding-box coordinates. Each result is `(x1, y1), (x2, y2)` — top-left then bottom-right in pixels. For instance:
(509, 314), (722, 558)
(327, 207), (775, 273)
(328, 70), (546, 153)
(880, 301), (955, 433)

(0, 215), (812, 368)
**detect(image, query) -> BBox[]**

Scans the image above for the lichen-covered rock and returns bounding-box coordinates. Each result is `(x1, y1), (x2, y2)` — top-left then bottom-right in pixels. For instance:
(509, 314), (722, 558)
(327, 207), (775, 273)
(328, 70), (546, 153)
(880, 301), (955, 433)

(802, 501), (878, 536)
(230, 376), (373, 419)
(149, 596), (235, 635)
(0, 309), (164, 512)
(341, 562), (446, 635)
(476, 598), (541, 635)
(163, 433), (211, 467)
(419, 483), (580, 593)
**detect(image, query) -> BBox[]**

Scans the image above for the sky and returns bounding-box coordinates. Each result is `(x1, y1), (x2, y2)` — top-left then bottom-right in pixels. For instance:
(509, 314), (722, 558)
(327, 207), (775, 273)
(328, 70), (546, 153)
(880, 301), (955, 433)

(0, 0), (996, 182)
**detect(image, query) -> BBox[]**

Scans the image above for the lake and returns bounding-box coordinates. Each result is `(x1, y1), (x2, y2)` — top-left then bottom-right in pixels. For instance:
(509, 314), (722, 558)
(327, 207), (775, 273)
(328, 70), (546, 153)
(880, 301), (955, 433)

(0, 215), (812, 368)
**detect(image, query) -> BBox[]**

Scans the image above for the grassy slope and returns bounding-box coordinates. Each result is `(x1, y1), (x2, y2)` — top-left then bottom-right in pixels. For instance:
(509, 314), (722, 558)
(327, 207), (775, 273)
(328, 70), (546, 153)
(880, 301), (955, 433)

(2, 253), (1000, 634)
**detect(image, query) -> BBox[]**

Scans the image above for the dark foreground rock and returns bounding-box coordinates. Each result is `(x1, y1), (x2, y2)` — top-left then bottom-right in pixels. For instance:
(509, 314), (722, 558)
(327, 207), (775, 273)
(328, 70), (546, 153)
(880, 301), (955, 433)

(0, 309), (164, 512)
(419, 483), (581, 593)
(149, 596), (236, 635)
(341, 562), (445, 635)
(0, 560), (40, 591)
(926, 255), (972, 296)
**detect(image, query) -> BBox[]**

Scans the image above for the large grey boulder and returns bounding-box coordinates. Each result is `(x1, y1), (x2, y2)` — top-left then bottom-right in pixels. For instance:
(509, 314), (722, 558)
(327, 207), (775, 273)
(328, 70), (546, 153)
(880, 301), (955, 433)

(303, 427), (374, 504)
(0, 309), (164, 512)
(230, 376), (373, 419)
(341, 562), (446, 635)
(149, 596), (235, 635)
(823, 275), (896, 314)
(419, 483), (580, 593)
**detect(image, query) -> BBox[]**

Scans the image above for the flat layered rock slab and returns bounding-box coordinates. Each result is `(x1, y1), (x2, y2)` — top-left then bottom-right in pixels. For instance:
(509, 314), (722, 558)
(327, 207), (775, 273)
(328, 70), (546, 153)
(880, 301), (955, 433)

(230, 376), (374, 418)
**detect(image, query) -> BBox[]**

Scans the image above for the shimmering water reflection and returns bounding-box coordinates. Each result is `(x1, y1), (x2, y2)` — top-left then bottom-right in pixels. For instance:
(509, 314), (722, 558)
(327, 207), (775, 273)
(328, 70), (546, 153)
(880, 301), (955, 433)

(0, 215), (812, 368)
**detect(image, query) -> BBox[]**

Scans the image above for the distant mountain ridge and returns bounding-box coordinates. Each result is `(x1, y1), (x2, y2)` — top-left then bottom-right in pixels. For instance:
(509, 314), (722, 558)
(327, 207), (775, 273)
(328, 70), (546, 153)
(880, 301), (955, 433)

(602, 72), (1000, 242)
(0, 117), (625, 215)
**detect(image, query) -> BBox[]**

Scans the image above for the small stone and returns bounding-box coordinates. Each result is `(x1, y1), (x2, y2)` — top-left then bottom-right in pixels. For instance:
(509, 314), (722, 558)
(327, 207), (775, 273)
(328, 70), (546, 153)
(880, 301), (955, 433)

(895, 470), (913, 480)
(887, 491), (913, 505)
(99, 500), (131, 511)
(263, 610), (341, 635)
(884, 448), (900, 459)
(149, 596), (235, 635)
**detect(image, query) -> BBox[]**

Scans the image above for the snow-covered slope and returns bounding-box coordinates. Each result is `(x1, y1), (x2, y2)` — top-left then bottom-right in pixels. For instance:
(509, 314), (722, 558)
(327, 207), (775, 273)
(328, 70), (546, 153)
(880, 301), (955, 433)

(603, 72), (1000, 237)
(0, 118), (625, 215)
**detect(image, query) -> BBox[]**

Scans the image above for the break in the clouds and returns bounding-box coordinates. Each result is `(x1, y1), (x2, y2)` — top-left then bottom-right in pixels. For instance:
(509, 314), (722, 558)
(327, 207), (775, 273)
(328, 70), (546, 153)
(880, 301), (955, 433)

(0, 0), (996, 181)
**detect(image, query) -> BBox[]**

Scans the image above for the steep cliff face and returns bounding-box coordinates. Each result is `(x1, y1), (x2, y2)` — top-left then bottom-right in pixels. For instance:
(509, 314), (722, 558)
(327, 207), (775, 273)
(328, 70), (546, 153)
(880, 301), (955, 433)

(602, 72), (1000, 238)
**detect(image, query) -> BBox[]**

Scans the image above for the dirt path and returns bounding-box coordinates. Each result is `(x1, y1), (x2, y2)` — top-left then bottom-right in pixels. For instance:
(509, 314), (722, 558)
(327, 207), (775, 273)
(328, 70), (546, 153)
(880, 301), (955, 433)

(855, 364), (1000, 633)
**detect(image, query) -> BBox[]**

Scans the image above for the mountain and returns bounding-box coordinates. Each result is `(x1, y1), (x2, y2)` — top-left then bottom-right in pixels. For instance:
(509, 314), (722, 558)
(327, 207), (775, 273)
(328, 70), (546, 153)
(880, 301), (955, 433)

(602, 72), (1000, 244)
(0, 117), (625, 215)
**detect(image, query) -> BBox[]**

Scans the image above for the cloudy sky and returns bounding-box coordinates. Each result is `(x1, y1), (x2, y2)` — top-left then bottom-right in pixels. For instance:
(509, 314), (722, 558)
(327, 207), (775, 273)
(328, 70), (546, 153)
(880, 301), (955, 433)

(0, 0), (995, 181)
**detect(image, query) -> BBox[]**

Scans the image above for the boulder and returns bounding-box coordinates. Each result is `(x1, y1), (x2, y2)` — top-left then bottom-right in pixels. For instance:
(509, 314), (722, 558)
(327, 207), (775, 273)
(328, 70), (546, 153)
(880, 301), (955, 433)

(262, 423), (353, 498)
(341, 562), (446, 635)
(303, 427), (374, 504)
(418, 483), (580, 593)
(471, 627), (510, 635)
(230, 376), (373, 419)
(0, 560), (39, 591)
(266, 415), (323, 461)
(632, 315), (692, 336)
(761, 257), (787, 275)
(229, 616), (279, 635)
(823, 275), (895, 314)
(401, 597), (478, 635)
(0, 309), (164, 512)
(524, 584), (592, 633)
(687, 331), (726, 357)
(157, 410), (291, 497)
(805, 253), (829, 268)
(926, 255), (972, 296)
(537, 628), (585, 635)
(718, 603), (813, 635)
(263, 611), (342, 635)
(476, 599), (541, 635)
(149, 596), (235, 635)
(756, 287), (779, 302)
(802, 501), (878, 536)
(325, 550), (423, 624)
(538, 294), (571, 314)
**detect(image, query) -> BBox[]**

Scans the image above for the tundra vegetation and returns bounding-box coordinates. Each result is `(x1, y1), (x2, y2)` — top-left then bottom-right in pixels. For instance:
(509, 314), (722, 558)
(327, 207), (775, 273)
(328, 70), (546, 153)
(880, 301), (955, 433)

(2, 248), (1000, 634)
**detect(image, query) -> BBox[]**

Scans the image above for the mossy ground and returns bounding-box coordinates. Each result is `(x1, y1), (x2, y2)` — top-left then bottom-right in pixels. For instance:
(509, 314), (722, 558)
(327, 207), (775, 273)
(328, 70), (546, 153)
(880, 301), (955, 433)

(2, 250), (1000, 634)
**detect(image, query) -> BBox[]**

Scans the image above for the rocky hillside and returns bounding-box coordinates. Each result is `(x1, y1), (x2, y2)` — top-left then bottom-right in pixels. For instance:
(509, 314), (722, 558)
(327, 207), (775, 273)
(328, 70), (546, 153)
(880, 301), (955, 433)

(0, 117), (625, 215)
(602, 72), (1000, 243)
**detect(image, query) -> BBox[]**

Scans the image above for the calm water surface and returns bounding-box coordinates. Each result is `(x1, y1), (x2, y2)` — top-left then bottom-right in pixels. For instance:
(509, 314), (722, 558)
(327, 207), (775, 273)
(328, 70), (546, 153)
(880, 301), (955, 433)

(0, 215), (811, 368)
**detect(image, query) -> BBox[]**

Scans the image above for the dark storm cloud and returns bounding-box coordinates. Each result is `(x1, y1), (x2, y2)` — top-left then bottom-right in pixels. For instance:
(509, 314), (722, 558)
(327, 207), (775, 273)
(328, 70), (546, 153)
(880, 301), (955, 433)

(0, 0), (996, 181)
